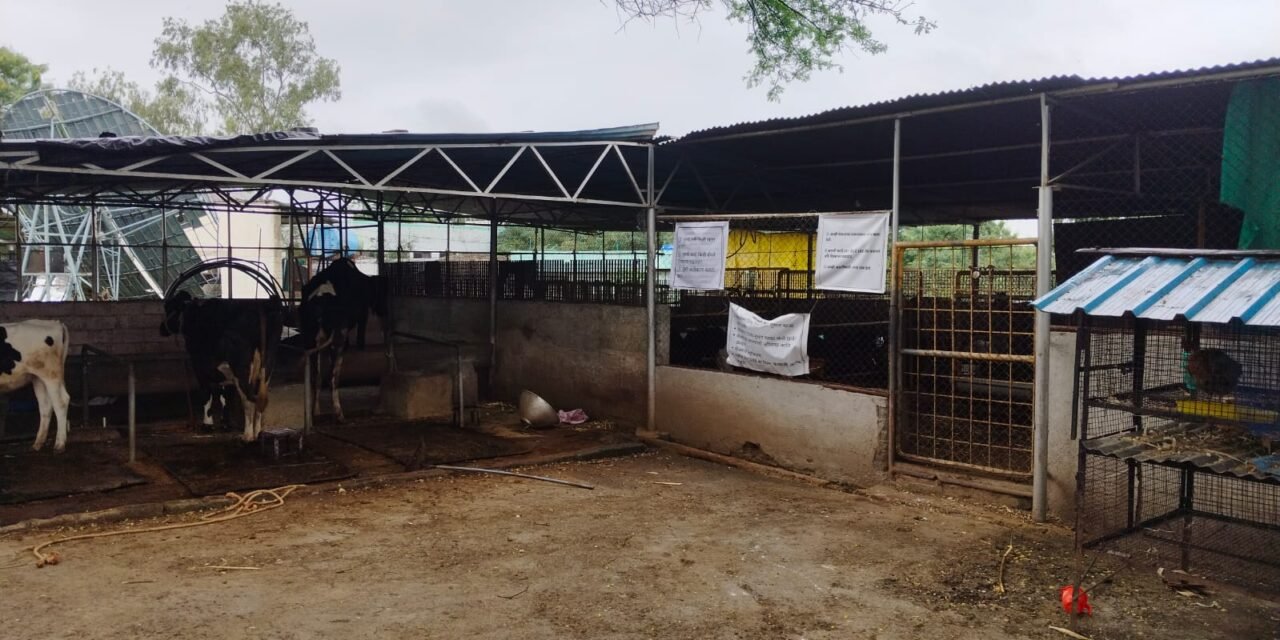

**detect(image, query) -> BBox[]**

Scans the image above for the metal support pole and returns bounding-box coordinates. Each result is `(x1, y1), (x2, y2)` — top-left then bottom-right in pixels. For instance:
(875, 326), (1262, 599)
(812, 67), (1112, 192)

(456, 347), (465, 428)
(886, 118), (902, 474)
(488, 207), (499, 390)
(90, 202), (99, 299)
(127, 363), (136, 464)
(1032, 94), (1053, 523)
(81, 353), (90, 428)
(645, 143), (657, 433)
(303, 355), (313, 434)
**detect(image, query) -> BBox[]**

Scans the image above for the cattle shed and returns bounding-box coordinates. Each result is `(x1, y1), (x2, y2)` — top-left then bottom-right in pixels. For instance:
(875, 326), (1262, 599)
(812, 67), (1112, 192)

(1, 58), (1279, 534)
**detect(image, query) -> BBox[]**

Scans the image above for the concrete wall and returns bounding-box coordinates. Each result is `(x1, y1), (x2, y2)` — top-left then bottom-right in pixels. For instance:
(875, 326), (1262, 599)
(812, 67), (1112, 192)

(0, 301), (179, 356)
(1047, 329), (1080, 523)
(390, 297), (668, 424)
(0, 301), (185, 397)
(656, 366), (888, 487)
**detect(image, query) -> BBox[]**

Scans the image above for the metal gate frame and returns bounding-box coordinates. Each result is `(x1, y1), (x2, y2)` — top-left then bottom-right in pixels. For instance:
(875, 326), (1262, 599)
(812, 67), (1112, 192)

(888, 237), (1040, 479)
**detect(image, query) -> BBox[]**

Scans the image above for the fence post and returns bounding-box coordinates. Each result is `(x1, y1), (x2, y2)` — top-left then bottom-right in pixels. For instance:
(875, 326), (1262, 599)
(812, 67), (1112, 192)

(886, 118), (902, 476)
(645, 144), (657, 433)
(127, 363), (136, 464)
(1032, 94), (1053, 523)
(303, 355), (313, 434)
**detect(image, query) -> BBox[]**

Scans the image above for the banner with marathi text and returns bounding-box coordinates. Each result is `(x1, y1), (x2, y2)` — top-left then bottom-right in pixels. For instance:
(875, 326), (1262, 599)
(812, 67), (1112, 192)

(815, 211), (890, 293)
(725, 303), (810, 377)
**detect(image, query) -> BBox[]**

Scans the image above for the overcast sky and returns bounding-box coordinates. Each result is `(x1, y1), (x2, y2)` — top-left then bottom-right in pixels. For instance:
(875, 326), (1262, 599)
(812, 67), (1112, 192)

(3, 0), (1278, 139)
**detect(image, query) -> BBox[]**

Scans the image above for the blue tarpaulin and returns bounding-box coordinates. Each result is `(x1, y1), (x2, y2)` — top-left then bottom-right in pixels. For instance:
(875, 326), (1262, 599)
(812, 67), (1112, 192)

(306, 227), (361, 257)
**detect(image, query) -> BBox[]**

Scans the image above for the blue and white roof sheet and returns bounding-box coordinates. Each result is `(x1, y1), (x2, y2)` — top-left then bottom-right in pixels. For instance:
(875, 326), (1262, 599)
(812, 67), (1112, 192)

(1032, 255), (1280, 326)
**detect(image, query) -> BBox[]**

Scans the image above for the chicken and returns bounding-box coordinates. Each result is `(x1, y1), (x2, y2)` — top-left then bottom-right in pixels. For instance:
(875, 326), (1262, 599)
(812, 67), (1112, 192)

(1185, 348), (1242, 398)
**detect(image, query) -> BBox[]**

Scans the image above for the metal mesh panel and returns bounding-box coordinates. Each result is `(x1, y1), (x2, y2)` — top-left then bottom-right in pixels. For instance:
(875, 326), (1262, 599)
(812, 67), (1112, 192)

(896, 241), (1038, 476)
(1076, 316), (1280, 592)
(664, 216), (891, 390)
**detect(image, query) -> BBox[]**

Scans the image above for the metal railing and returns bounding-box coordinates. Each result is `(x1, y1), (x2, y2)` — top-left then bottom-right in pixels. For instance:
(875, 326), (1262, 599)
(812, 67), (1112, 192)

(79, 344), (136, 463)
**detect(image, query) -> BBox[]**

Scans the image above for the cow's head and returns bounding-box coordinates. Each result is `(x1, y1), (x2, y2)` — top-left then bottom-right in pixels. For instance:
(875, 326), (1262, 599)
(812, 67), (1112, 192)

(160, 290), (194, 336)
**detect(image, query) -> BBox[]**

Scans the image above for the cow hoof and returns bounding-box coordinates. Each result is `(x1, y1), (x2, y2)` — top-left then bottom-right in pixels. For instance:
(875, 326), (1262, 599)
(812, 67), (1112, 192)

(31, 443), (43, 452)
(53, 446), (66, 454)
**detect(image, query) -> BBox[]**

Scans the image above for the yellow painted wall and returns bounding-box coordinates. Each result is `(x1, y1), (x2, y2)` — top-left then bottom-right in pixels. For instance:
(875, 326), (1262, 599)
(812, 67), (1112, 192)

(724, 230), (815, 270)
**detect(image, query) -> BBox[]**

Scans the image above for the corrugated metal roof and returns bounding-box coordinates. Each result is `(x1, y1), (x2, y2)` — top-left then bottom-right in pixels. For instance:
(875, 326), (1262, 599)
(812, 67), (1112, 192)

(1033, 253), (1280, 326)
(671, 57), (1280, 143)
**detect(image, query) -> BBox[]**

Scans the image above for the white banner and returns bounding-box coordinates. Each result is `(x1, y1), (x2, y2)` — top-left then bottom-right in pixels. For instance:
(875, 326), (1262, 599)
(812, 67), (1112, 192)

(671, 221), (729, 290)
(725, 303), (810, 377)
(815, 211), (890, 293)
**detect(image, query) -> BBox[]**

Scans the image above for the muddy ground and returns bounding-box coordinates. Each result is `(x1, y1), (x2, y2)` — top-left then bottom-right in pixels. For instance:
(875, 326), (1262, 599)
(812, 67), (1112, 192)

(1, 452), (1277, 640)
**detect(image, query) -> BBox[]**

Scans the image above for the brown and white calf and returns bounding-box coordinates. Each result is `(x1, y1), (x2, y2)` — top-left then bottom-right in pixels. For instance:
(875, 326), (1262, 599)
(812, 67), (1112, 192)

(0, 320), (72, 451)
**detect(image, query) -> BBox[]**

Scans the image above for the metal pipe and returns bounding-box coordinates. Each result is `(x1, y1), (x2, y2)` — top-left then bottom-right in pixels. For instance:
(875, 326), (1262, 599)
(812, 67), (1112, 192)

(1032, 93), (1053, 523)
(901, 348), (1036, 364)
(645, 143), (657, 433)
(127, 363), (136, 464)
(303, 354), (313, 434)
(886, 118), (901, 476)
(456, 348), (465, 428)
(893, 237), (1038, 249)
(488, 207), (498, 389)
(432, 464), (594, 490)
(656, 210), (885, 222)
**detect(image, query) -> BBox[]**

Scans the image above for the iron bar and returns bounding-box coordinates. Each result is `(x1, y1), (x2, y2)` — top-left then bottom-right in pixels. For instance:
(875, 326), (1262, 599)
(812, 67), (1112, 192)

(645, 144), (657, 433)
(900, 348), (1036, 363)
(887, 118), (902, 476)
(1032, 92), (1053, 523)
(127, 363), (136, 464)
(432, 465), (594, 490)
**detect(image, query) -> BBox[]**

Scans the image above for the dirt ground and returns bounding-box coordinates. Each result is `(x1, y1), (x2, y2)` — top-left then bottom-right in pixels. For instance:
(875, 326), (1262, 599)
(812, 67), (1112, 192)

(1, 451), (1277, 640)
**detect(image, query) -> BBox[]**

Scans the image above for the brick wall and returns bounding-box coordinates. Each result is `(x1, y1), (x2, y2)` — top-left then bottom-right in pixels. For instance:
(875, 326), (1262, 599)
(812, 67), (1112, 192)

(0, 301), (183, 356)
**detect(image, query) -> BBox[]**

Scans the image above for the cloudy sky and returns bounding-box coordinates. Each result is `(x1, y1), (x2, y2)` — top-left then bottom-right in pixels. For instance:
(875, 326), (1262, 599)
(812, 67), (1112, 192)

(3, 0), (1278, 139)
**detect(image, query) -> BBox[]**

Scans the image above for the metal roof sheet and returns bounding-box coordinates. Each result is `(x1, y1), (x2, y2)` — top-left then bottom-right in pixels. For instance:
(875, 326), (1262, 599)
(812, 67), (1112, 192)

(1033, 253), (1280, 326)
(671, 57), (1280, 143)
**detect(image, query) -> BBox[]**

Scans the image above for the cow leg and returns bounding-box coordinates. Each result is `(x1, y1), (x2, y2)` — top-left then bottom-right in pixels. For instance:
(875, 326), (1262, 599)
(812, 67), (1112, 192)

(47, 375), (70, 452)
(31, 377), (52, 452)
(331, 347), (346, 423)
(216, 364), (257, 443)
(201, 391), (216, 428)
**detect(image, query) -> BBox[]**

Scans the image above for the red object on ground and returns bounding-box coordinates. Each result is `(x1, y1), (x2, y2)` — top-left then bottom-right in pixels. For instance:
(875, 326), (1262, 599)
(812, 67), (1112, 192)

(1059, 586), (1093, 615)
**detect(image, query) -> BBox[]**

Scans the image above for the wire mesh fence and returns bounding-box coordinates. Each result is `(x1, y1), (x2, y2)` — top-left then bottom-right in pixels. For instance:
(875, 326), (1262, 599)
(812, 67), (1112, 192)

(1075, 316), (1280, 592)
(896, 240), (1039, 475)
(660, 216), (892, 390)
(1047, 77), (1272, 284)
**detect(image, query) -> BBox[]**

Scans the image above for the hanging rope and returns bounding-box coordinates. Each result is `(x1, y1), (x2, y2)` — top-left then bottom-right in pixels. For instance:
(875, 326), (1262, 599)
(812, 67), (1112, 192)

(29, 485), (304, 568)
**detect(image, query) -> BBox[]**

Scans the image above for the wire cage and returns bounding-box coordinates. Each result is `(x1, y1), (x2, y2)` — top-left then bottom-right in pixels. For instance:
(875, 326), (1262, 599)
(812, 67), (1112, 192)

(1074, 314), (1280, 591)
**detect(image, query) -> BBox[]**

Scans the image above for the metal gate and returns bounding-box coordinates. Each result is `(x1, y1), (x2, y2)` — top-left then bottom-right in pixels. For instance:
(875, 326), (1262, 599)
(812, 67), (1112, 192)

(891, 239), (1039, 478)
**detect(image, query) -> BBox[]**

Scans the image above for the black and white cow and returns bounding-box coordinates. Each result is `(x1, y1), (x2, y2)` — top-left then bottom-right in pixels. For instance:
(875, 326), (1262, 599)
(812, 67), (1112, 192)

(298, 257), (387, 423)
(161, 292), (283, 442)
(0, 320), (71, 451)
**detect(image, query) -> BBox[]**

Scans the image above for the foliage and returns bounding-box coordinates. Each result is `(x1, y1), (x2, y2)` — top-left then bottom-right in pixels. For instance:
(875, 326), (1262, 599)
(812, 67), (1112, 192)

(615, 0), (933, 100)
(68, 68), (205, 135)
(899, 221), (1037, 271)
(0, 46), (47, 108)
(152, 0), (341, 134)
(497, 226), (655, 253)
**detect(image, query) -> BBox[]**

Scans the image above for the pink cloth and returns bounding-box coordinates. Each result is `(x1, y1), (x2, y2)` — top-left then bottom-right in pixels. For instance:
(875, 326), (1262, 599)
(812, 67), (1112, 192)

(557, 409), (588, 425)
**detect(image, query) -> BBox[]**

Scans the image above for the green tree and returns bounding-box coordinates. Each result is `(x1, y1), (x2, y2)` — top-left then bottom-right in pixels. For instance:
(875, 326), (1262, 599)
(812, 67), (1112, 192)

(616, 0), (934, 100)
(152, 0), (341, 134)
(0, 46), (48, 108)
(68, 68), (205, 135)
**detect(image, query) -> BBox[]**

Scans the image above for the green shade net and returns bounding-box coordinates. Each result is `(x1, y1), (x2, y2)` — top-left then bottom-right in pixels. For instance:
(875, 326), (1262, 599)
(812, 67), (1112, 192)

(1222, 78), (1280, 250)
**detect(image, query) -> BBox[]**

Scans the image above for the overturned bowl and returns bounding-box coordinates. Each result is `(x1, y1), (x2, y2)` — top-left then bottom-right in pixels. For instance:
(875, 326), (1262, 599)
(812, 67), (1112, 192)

(518, 390), (559, 429)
